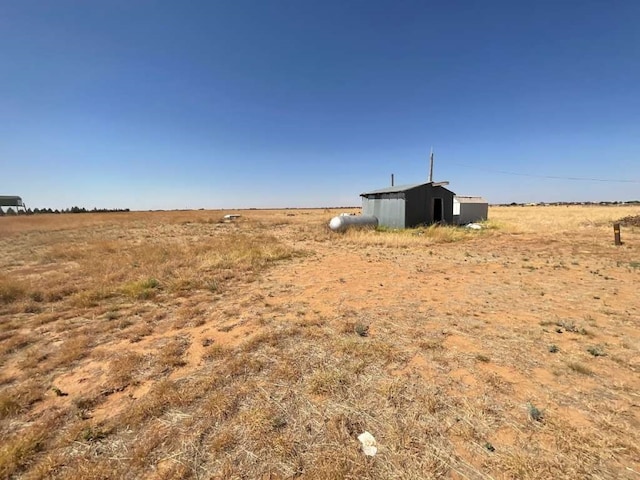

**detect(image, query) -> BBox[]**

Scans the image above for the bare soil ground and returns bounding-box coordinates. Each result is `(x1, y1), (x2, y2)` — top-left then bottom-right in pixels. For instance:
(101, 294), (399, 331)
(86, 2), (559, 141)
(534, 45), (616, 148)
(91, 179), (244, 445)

(0, 206), (639, 479)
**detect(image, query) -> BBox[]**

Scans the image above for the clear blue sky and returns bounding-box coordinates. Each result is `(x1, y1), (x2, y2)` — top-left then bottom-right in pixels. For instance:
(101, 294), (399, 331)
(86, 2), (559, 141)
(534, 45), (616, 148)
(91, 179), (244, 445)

(1, 1), (639, 209)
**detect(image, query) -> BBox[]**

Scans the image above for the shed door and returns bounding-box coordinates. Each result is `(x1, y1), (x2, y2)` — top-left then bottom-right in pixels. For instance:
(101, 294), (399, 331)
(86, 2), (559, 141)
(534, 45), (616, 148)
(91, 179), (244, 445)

(433, 198), (443, 222)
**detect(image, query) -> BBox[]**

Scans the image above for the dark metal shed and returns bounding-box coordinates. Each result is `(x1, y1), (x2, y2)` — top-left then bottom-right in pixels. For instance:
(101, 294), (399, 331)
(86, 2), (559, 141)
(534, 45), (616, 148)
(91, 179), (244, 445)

(360, 182), (455, 228)
(0, 196), (24, 207)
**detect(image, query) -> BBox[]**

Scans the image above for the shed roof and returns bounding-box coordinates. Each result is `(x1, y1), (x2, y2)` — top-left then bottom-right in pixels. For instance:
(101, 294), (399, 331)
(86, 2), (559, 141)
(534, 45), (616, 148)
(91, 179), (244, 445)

(0, 196), (22, 201)
(455, 196), (487, 204)
(361, 182), (454, 196)
(361, 183), (423, 196)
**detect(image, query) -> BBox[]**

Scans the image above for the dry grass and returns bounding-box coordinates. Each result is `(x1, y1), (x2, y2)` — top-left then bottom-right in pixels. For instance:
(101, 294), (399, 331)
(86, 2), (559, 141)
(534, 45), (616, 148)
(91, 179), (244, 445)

(341, 222), (492, 247)
(0, 277), (27, 304)
(0, 205), (639, 479)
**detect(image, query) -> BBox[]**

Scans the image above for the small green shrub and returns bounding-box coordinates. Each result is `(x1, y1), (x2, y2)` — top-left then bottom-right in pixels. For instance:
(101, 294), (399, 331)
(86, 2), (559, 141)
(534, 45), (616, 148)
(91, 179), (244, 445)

(354, 322), (369, 337)
(527, 403), (544, 422)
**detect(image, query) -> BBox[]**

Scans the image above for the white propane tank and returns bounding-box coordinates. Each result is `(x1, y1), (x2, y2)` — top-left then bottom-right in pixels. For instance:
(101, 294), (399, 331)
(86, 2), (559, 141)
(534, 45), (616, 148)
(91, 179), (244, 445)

(328, 215), (378, 232)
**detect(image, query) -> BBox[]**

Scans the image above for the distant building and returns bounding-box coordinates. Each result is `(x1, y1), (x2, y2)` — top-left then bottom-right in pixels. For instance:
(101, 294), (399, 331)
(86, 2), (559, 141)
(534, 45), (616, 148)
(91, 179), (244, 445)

(360, 182), (455, 229)
(0, 196), (25, 212)
(0, 196), (24, 207)
(453, 196), (488, 225)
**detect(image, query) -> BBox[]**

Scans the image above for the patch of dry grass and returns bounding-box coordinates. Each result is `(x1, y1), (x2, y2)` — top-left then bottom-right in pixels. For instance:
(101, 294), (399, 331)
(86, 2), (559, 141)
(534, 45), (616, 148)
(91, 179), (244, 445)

(490, 204), (640, 233)
(0, 410), (63, 478)
(156, 335), (190, 371)
(340, 222), (490, 247)
(0, 276), (27, 304)
(120, 277), (160, 300)
(0, 211), (300, 479)
(106, 351), (144, 389)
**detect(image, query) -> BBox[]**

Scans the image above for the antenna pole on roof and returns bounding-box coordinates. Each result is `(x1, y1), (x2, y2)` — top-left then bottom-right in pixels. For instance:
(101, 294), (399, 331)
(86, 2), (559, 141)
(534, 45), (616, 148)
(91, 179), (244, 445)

(428, 147), (434, 183)
(391, 173), (394, 186)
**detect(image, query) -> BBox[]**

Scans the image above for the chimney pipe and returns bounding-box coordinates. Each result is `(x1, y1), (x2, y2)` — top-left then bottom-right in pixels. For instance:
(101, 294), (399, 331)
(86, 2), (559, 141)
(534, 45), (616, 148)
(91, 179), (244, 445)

(391, 173), (394, 186)
(428, 148), (434, 183)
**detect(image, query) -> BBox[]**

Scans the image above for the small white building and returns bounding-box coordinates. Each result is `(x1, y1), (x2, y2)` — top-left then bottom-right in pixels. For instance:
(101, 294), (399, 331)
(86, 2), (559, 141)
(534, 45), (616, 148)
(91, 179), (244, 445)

(453, 196), (488, 225)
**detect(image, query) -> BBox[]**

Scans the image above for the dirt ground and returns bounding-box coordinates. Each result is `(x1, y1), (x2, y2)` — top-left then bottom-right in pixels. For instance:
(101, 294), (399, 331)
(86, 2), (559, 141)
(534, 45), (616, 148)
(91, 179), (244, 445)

(0, 206), (639, 479)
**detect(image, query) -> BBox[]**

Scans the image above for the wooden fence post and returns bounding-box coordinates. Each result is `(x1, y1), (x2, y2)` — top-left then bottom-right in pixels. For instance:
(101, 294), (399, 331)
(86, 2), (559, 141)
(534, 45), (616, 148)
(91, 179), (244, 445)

(613, 223), (622, 246)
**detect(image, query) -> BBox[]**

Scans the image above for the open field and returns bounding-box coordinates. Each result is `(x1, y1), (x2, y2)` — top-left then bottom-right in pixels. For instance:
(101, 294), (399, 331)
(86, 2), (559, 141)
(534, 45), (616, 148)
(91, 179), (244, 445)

(0, 205), (639, 479)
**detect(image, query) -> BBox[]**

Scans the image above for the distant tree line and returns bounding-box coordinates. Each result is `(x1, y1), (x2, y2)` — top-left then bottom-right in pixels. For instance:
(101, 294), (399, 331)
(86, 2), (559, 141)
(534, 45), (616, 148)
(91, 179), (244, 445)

(498, 200), (640, 207)
(0, 207), (130, 216)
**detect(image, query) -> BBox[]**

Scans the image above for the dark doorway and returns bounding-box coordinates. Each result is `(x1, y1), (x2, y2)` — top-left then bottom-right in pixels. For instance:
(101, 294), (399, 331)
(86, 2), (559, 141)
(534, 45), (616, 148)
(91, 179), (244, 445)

(433, 198), (443, 222)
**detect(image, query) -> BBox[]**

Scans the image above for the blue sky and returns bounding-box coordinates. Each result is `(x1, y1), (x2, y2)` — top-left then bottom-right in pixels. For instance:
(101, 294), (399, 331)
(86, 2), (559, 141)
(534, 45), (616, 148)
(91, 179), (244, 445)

(1, 1), (639, 209)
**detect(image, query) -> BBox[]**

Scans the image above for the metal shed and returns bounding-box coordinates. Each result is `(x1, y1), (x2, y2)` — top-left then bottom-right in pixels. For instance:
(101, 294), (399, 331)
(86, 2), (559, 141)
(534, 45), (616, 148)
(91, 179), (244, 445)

(361, 182), (455, 229)
(453, 196), (488, 225)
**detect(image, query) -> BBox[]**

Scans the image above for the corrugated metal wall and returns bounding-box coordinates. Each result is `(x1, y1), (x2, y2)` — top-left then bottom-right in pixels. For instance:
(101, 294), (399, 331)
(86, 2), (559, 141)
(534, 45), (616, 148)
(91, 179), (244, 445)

(361, 185), (457, 228)
(362, 195), (406, 229)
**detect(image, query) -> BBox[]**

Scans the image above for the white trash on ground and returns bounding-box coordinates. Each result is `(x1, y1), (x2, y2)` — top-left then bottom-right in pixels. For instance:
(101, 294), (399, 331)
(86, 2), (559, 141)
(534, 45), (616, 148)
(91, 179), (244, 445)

(357, 431), (378, 456)
(465, 223), (482, 230)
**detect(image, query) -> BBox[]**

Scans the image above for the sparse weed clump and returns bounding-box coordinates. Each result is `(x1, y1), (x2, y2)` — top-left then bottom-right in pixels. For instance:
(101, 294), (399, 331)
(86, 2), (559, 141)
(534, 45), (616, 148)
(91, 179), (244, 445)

(354, 322), (369, 337)
(0, 278), (26, 305)
(587, 346), (606, 357)
(0, 394), (20, 419)
(568, 362), (593, 375)
(308, 369), (351, 395)
(555, 320), (590, 336)
(121, 277), (160, 300)
(527, 402), (544, 422)
(79, 424), (112, 442)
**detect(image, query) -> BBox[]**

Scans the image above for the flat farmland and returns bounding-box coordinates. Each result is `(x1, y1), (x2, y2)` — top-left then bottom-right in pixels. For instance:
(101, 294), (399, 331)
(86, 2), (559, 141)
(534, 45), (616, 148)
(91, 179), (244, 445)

(0, 206), (639, 479)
